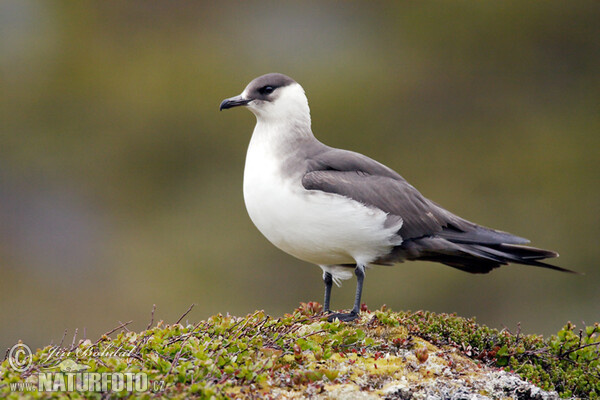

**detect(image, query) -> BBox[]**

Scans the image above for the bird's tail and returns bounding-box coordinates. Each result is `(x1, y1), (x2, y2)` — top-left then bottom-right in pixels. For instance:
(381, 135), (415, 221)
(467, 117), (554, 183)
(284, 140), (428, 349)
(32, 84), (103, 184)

(397, 237), (577, 274)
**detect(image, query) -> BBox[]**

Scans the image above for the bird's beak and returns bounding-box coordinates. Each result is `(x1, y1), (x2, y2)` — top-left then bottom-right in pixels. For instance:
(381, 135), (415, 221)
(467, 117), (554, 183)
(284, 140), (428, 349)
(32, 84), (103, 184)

(219, 95), (251, 111)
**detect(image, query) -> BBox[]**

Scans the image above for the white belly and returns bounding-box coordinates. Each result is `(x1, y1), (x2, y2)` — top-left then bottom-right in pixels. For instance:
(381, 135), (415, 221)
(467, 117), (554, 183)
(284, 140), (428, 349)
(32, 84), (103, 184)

(243, 138), (402, 267)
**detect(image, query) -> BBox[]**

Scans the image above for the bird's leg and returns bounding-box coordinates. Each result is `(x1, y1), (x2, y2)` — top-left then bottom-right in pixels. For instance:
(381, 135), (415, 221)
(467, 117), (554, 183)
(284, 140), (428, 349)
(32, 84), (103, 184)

(323, 272), (333, 313)
(327, 265), (364, 322)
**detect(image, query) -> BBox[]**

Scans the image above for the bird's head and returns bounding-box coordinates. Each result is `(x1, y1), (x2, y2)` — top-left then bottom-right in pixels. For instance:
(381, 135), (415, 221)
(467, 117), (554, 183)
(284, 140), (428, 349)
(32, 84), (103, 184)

(220, 73), (311, 127)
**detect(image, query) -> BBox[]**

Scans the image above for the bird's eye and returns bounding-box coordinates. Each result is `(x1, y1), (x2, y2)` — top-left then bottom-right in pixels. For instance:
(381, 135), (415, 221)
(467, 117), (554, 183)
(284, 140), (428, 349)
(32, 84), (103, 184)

(259, 86), (275, 95)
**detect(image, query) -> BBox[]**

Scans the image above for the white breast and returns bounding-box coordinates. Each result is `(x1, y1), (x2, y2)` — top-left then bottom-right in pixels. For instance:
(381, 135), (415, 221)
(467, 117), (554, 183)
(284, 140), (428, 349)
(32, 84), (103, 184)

(243, 125), (402, 268)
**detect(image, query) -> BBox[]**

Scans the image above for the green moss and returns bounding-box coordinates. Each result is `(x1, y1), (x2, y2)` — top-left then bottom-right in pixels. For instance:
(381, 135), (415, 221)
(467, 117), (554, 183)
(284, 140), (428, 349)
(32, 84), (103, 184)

(379, 309), (600, 398)
(1, 305), (598, 399)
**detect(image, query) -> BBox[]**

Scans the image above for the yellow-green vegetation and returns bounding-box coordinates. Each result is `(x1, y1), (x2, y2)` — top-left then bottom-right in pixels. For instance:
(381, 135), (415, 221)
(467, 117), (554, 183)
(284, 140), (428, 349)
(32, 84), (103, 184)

(1, 304), (598, 399)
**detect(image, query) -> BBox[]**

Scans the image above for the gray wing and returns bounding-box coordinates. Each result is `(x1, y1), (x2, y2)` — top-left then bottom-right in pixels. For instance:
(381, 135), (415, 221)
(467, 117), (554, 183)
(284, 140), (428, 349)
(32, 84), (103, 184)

(301, 147), (574, 274)
(303, 147), (529, 244)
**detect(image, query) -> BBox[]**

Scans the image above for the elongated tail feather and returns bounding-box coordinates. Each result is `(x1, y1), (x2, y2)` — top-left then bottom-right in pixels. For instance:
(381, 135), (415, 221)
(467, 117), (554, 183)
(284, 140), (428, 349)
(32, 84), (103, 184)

(387, 236), (578, 274)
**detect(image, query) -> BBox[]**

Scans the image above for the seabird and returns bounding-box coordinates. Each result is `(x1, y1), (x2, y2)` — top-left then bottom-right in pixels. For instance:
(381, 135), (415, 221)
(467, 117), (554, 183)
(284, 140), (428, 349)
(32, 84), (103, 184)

(220, 73), (573, 322)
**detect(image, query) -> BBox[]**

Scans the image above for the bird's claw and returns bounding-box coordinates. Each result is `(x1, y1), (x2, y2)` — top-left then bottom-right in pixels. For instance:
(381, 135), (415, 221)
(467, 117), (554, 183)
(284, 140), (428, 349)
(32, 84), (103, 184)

(327, 311), (359, 322)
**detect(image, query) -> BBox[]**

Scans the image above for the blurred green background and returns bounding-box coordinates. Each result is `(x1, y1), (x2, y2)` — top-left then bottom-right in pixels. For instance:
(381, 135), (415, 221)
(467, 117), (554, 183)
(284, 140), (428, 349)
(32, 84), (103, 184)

(1, 1), (599, 351)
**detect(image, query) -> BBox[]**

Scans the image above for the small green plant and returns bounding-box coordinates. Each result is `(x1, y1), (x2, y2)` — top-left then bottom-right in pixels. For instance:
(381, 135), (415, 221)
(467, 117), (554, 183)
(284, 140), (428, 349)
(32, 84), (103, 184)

(383, 310), (600, 398)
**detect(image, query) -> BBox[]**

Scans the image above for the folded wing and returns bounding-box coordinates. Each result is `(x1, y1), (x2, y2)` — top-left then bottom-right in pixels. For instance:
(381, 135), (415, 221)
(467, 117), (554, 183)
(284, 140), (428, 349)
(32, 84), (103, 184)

(302, 147), (573, 274)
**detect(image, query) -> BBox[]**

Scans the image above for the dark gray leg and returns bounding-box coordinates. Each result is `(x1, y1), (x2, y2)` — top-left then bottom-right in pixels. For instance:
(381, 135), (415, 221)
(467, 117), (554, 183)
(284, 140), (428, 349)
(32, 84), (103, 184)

(351, 265), (365, 314)
(327, 265), (364, 322)
(323, 272), (333, 312)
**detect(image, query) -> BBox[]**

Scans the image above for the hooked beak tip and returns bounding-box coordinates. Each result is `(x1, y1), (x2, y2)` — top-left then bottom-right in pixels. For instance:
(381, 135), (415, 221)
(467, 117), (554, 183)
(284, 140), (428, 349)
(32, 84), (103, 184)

(220, 95), (251, 111)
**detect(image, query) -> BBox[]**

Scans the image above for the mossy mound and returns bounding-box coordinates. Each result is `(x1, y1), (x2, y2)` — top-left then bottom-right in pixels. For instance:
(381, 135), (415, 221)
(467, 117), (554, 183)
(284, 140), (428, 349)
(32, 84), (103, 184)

(1, 304), (598, 399)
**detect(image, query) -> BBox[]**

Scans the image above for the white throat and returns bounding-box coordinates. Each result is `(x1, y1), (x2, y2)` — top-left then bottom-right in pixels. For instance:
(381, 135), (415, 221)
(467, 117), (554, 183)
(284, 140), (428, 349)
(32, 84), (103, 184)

(245, 83), (313, 139)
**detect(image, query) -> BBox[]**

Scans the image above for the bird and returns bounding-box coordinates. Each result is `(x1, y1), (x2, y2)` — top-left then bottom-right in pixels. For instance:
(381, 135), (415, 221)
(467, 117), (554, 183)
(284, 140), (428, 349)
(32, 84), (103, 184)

(219, 73), (574, 322)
